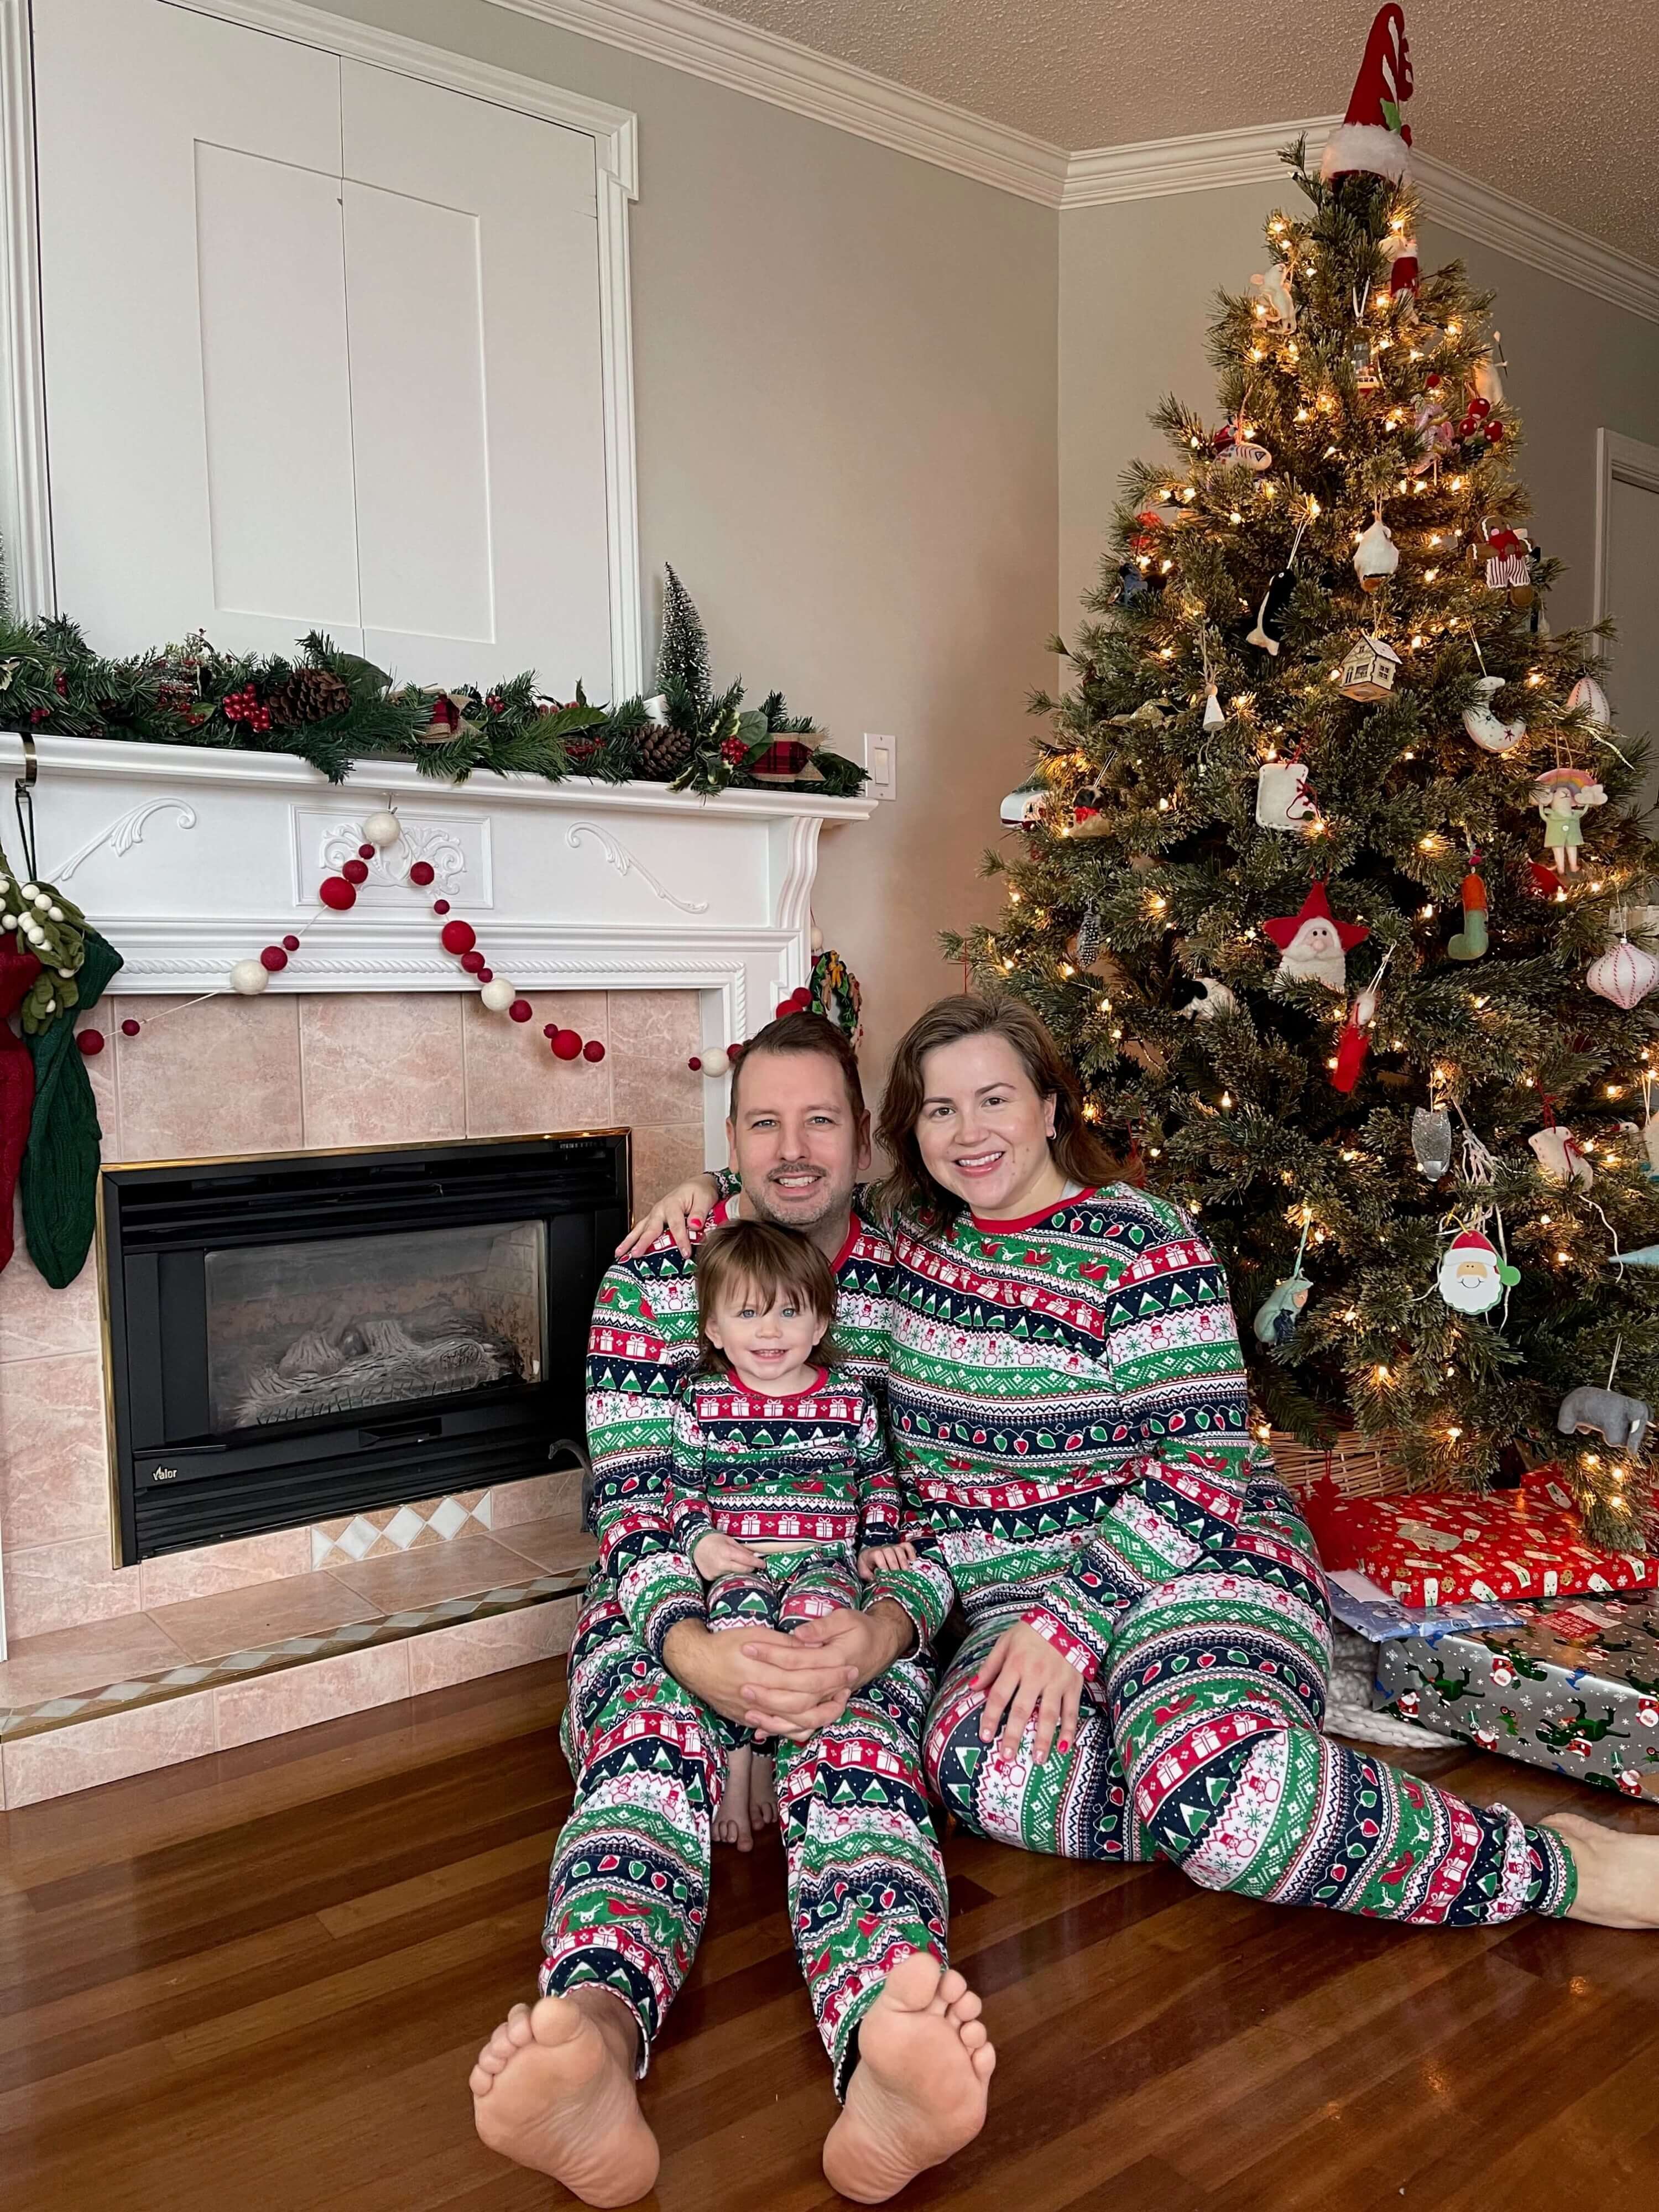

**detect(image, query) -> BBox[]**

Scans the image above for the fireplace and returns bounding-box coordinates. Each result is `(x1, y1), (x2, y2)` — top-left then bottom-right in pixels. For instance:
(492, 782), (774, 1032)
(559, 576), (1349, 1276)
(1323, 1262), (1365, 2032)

(99, 1133), (629, 1562)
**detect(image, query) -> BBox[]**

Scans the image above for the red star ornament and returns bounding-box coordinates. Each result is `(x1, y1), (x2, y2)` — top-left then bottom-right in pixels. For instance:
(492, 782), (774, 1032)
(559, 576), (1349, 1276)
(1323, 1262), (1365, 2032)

(1262, 882), (1370, 992)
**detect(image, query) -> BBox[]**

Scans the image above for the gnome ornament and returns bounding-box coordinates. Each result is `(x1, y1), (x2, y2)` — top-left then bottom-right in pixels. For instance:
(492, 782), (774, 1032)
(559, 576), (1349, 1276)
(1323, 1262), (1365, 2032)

(1437, 1227), (1520, 1316)
(1462, 675), (1525, 756)
(1256, 758), (1315, 830)
(1321, 4), (1414, 184)
(1353, 509), (1399, 592)
(1263, 883), (1369, 992)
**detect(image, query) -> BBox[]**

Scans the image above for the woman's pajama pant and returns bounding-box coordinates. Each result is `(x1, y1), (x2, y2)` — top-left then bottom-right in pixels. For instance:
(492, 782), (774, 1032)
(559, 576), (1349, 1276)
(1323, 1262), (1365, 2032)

(540, 1575), (947, 2095)
(924, 1459), (1577, 1923)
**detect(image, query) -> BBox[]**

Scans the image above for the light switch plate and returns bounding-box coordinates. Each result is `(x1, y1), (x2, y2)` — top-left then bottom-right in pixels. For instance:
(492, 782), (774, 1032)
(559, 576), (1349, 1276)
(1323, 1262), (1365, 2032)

(863, 733), (898, 801)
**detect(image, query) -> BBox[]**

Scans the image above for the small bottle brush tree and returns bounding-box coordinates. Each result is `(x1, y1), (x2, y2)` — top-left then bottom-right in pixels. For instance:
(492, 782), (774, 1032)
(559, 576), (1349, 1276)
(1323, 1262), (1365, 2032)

(951, 130), (1659, 1547)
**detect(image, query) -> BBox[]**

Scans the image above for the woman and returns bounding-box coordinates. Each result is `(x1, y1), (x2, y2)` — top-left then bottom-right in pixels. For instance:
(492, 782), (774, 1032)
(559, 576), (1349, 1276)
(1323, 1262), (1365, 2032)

(632, 995), (1659, 1928)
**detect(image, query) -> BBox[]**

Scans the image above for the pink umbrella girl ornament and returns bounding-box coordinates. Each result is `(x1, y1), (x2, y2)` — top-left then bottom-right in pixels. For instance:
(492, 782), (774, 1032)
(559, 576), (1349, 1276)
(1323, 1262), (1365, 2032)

(1532, 766), (1605, 875)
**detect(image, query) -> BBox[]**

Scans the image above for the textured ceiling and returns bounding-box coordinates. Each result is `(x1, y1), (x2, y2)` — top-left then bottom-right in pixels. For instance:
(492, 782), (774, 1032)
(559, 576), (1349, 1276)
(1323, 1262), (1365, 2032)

(700, 0), (1659, 260)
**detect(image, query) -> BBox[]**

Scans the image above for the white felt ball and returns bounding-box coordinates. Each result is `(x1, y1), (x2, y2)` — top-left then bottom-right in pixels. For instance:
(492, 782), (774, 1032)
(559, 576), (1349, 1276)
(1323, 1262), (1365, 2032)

(363, 810), (403, 849)
(20, 883), (36, 898)
(479, 977), (516, 1013)
(47, 905), (63, 921)
(229, 957), (271, 995)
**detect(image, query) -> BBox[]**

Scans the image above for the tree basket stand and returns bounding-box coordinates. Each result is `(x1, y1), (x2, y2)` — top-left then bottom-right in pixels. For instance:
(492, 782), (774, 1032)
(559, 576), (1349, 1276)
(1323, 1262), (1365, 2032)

(1266, 1428), (1413, 1501)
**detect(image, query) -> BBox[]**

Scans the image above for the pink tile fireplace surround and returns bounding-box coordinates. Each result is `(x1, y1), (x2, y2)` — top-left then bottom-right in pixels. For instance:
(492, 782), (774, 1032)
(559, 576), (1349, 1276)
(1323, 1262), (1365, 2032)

(0, 984), (701, 1651)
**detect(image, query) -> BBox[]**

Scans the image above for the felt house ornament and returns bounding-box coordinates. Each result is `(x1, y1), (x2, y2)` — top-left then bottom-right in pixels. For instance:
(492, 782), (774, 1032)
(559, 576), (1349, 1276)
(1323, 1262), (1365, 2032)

(1263, 881), (1370, 991)
(1338, 634), (1400, 701)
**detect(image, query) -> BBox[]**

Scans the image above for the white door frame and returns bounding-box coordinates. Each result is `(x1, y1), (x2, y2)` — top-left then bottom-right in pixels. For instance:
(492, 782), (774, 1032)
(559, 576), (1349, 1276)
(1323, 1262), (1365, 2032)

(1593, 428), (1659, 645)
(0, 0), (646, 696)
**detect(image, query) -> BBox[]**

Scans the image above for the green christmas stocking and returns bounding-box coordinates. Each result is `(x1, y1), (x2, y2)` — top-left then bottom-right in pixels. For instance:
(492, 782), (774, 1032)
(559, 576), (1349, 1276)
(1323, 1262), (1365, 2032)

(21, 928), (123, 1288)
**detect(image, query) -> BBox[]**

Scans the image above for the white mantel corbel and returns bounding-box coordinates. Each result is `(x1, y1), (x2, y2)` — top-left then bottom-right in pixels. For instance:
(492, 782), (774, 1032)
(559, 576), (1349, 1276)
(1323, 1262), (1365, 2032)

(0, 733), (874, 1162)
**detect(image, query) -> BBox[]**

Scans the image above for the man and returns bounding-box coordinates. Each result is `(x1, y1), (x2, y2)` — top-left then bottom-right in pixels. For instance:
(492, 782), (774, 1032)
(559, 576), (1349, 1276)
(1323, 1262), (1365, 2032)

(469, 1013), (994, 2206)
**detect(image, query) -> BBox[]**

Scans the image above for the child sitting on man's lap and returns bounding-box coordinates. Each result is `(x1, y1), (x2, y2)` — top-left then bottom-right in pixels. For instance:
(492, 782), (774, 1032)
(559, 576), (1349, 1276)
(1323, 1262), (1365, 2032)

(670, 1218), (914, 1849)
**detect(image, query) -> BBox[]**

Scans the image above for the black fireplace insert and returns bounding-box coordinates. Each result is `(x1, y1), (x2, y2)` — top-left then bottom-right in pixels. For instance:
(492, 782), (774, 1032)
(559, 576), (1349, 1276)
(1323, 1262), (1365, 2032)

(99, 1132), (629, 1562)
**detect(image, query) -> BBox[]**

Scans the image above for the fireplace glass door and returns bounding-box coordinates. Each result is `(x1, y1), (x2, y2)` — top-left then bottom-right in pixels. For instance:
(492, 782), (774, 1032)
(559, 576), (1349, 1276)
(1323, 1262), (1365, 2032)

(204, 1221), (547, 1433)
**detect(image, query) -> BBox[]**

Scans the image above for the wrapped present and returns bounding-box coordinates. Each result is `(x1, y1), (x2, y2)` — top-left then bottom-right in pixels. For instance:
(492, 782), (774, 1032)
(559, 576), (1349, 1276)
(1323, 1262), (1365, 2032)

(1375, 1597), (1659, 1800)
(1303, 1463), (1659, 1608)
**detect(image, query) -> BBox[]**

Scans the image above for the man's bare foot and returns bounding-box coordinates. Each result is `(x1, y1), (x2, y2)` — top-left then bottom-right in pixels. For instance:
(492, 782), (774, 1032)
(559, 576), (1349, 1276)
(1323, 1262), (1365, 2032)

(469, 1987), (659, 2206)
(750, 1749), (779, 1837)
(822, 1952), (995, 2204)
(716, 1744), (756, 1850)
(1546, 1811), (1659, 1928)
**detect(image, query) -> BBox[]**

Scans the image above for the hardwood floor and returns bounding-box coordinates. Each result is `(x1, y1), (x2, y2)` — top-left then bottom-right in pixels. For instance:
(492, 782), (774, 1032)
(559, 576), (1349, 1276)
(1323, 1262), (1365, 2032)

(4, 1662), (1659, 2210)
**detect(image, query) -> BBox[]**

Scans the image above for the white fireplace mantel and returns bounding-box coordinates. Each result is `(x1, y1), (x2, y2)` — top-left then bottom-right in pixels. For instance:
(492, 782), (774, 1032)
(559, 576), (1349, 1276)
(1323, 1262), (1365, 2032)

(0, 733), (874, 1159)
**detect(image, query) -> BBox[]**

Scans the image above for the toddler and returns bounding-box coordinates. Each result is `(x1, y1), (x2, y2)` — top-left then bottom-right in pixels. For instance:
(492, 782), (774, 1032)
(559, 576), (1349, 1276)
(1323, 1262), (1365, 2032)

(670, 1218), (914, 1848)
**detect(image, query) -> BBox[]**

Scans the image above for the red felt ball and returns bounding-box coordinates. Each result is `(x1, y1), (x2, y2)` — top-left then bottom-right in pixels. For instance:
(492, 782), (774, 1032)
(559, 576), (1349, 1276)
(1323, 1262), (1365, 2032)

(726, 1042), (743, 1063)
(477, 967), (493, 983)
(259, 945), (288, 971)
(319, 875), (356, 911)
(432, 899), (450, 915)
(790, 987), (811, 1008)
(460, 950), (486, 974)
(357, 843), (376, 860)
(583, 1039), (606, 1063)
(121, 1018), (141, 1037)
(76, 1027), (105, 1057)
(342, 858), (370, 884)
(281, 933), (301, 951)
(408, 860), (436, 886)
(544, 1024), (558, 1038)
(776, 999), (794, 1019)
(687, 1055), (701, 1070)
(509, 999), (534, 1024)
(440, 919), (477, 955)
(551, 1027), (581, 1058)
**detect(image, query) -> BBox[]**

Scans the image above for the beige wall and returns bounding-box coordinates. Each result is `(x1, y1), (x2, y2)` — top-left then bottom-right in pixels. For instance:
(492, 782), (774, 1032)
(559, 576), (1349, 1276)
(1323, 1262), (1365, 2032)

(1059, 180), (1659, 653)
(319, 0), (1060, 1084)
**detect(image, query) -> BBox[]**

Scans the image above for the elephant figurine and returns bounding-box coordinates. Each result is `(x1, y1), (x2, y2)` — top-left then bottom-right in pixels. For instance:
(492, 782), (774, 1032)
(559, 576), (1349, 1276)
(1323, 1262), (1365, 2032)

(1556, 1386), (1652, 1458)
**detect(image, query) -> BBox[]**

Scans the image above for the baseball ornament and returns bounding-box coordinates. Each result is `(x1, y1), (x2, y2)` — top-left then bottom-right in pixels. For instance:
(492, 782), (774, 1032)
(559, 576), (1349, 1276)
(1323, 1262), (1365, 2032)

(1566, 675), (1611, 728)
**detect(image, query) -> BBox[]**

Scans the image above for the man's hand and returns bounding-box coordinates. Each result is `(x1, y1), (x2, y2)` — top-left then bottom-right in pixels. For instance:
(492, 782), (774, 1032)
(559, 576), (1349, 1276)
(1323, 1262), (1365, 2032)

(661, 1616), (860, 1742)
(788, 1600), (915, 1702)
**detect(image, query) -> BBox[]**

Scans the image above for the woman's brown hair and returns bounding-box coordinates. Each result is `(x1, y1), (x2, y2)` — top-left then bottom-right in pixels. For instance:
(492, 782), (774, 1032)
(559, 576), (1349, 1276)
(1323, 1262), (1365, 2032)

(693, 1218), (839, 1373)
(873, 995), (1118, 1228)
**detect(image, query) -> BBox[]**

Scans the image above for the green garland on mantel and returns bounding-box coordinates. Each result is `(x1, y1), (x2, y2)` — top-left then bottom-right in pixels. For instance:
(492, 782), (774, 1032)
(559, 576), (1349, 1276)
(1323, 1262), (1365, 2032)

(0, 564), (868, 800)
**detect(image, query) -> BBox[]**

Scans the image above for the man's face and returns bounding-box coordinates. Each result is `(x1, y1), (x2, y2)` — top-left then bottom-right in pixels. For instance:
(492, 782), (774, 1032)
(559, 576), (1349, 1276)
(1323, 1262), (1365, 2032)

(727, 1048), (870, 1236)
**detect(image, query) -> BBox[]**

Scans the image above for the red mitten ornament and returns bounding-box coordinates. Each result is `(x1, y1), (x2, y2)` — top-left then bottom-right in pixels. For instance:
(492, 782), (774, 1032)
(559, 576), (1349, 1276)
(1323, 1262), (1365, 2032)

(0, 947), (42, 1272)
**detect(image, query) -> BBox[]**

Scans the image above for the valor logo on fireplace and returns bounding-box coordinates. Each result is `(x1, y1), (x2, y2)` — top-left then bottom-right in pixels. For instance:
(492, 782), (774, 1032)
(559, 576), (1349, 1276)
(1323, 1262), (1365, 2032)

(98, 1132), (629, 1562)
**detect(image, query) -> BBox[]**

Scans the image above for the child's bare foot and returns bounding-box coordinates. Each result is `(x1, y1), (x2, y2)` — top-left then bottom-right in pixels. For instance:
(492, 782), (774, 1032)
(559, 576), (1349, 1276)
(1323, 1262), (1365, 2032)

(750, 1749), (779, 1837)
(470, 1988), (659, 2206)
(822, 1952), (995, 2204)
(1545, 1811), (1659, 1927)
(715, 1743), (755, 1850)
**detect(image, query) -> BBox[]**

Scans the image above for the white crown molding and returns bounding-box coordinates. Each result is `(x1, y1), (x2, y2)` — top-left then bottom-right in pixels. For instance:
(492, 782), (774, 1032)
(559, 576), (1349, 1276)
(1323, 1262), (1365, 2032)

(1411, 152), (1659, 328)
(483, 0), (1069, 204)
(1060, 116), (1338, 208)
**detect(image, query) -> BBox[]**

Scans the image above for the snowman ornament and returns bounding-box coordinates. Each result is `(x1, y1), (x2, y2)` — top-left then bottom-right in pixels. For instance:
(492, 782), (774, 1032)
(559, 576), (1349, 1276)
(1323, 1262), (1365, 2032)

(1437, 1227), (1520, 1315)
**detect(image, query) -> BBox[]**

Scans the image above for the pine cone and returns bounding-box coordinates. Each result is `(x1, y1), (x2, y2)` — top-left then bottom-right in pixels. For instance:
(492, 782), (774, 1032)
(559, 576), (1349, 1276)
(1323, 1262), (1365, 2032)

(633, 723), (692, 780)
(276, 666), (353, 723)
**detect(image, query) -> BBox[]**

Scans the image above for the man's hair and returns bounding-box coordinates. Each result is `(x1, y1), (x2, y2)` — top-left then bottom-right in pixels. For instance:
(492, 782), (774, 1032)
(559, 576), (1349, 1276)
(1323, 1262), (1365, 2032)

(727, 1009), (865, 1125)
(694, 1218), (838, 1371)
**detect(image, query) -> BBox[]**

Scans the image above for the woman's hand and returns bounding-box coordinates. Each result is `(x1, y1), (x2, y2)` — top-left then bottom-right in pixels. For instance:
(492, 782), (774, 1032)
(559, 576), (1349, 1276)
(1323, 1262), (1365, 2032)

(615, 1173), (721, 1261)
(692, 1531), (762, 1578)
(973, 1622), (1084, 1767)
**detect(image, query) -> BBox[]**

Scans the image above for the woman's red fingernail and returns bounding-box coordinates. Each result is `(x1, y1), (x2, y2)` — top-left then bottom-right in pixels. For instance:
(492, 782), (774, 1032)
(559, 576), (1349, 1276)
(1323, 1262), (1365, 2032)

(690, 1216), (704, 1228)
(1058, 1739), (1071, 1754)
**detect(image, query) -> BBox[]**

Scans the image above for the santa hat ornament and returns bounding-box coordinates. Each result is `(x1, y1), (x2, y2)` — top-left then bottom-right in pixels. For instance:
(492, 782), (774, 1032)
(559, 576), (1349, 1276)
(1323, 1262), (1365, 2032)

(1321, 5), (1414, 185)
(1263, 881), (1370, 992)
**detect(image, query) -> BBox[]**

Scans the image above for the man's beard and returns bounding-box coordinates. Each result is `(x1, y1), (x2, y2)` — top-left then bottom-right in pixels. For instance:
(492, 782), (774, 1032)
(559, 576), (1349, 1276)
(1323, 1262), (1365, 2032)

(747, 1164), (852, 1233)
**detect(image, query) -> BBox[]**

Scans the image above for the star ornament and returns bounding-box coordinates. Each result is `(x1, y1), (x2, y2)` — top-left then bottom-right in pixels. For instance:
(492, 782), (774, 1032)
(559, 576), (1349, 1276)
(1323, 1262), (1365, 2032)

(1264, 882), (1370, 992)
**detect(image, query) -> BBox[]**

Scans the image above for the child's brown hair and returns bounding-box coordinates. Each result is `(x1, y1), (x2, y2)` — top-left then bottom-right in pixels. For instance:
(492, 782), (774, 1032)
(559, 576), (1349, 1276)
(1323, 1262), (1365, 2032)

(694, 1218), (837, 1373)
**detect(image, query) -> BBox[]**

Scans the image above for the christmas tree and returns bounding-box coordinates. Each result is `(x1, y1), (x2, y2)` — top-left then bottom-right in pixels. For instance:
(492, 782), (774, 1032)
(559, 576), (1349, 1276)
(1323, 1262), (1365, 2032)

(952, 7), (1659, 1546)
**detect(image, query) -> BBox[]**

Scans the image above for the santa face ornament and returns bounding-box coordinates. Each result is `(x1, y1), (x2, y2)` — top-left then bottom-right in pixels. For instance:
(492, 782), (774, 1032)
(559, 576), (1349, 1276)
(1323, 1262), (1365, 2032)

(1263, 883), (1370, 993)
(1437, 1229), (1520, 1315)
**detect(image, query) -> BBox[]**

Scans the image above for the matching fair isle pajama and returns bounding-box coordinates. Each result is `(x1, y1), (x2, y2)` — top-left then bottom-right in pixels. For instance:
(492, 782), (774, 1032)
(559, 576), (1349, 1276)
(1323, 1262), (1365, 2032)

(887, 1186), (1577, 1924)
(540, 1203), (952, 2094)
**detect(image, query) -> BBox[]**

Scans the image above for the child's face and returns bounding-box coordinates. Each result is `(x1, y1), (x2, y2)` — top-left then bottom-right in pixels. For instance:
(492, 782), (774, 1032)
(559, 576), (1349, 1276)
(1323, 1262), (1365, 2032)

(706, 1277), (824, 1388)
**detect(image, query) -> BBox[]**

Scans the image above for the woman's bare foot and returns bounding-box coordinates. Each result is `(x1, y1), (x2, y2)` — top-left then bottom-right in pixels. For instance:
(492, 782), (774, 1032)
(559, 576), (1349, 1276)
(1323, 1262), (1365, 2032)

(750, 1749), (779, 1837)
(716, 1744), (756, 1850)
(469, 1988), (659, 2206)
(822, 1952), (995, 2204)
(1546, 1811), (1659, 1927)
